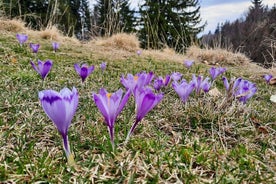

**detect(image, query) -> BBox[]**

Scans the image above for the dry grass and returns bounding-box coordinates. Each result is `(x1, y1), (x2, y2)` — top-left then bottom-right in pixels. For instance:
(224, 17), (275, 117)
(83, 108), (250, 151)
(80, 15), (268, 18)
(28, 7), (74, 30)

(0, 19), (26, 32)
(143, 47), (187, 63)
(186, 45), (251, 66)
(36, 26), (62, 40)
(94, 33), (140, 52)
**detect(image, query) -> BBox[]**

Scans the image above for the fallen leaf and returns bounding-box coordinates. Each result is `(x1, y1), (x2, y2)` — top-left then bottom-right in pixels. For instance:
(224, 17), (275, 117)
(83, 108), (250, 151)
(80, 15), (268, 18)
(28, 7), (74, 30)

(250, 117), (269, 134)
(269, 77), (276, 85)
(208, 87), (221, 97)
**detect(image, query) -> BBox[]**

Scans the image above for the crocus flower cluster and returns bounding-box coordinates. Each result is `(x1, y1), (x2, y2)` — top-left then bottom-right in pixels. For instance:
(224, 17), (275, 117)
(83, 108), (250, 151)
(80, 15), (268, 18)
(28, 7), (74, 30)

(119, 71), (164, 142)
(121, 71), (154, 93)
(209, 67), (227, 80)
(30, 59), (53, 80)
(16, 33), (28, 46)
(39, 87), (78, 165)
(192, 74), (211, 94)
(74, 63), (95, 82)
(153, 75), (170, 91)
(222, 77), (257, 103)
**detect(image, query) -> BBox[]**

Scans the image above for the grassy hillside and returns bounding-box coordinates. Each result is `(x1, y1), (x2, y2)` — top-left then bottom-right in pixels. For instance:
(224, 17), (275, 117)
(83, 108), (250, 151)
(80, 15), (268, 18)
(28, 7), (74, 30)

(0, 20), (276, 183)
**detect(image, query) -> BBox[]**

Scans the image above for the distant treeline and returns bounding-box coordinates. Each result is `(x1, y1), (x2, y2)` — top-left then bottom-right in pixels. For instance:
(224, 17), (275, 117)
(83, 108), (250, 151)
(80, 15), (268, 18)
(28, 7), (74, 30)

(0, 0), (205, 52)
(201, 0), (276, 67)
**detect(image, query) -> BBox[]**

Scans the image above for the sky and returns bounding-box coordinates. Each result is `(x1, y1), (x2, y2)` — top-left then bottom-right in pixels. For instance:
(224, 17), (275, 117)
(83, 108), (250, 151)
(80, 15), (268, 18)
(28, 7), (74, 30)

(127, 0), (276, 35)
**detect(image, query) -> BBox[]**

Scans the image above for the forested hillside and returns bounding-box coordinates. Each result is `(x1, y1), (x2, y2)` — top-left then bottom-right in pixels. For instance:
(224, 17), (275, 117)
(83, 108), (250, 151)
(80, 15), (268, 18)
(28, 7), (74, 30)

(202, 0), (276, 67)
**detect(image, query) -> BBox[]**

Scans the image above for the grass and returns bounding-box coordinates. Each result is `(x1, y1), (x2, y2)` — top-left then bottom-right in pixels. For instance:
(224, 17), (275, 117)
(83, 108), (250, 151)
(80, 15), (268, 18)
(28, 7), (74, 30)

(0, 29), (276, 183)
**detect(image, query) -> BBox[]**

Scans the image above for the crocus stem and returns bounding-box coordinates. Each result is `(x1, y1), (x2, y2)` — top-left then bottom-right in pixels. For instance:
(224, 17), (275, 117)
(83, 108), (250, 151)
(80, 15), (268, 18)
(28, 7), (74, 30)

(42, 80), (45, 88)
(125, 119), (140, 144)
(62, 133), (76, 167)
(108, 126), (115, 151)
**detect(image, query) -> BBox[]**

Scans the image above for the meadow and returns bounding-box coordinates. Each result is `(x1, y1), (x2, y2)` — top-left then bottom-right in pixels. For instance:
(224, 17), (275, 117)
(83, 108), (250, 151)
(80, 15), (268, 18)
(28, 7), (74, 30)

(0, 21), (276, 183)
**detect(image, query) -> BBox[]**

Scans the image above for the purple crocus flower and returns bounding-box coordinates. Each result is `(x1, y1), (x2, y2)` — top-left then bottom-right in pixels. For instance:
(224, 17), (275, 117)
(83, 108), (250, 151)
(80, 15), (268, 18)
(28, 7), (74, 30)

(52, 42), (59, 52)
(172, 80), (195, 102)
(235, 79), (257, 103)
(153, 75), (171, 91)
(137, 50), (142, 56)
(30, 43), (40, 53)
(184, 60), (194, 68)
(93, 88), (131, 149)
(39, 87), (78, 165)
(74, 63), (95, 82)
(171, 72), (182, 82)
(153, 77), (164, 91)
(222, 77), (257, 103)
(30, 59), (53, 80)
(16, 33), (28, 46)
(121, 71), (154, 93)
(100, 62), (107, 71)
(192, 74), (211, 94)
(126, 87), (163, 142)
(263, 74), (273, 83)
(209, 67), (227, 80)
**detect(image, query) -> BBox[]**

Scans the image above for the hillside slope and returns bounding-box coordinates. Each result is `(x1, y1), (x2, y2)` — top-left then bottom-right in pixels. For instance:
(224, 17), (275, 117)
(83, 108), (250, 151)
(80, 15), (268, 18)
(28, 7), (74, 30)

(0, 20), (275, 183)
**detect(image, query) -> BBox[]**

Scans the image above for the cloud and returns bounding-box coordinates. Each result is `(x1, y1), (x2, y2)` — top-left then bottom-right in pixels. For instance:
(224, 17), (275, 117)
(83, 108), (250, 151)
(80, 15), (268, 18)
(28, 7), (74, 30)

(200, 1), (250, 35)
(199, 0), (276, 35)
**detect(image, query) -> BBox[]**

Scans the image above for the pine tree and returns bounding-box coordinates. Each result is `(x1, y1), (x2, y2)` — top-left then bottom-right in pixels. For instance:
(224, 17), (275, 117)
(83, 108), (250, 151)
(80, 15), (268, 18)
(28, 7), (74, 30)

(117, 0), (135, 33)
(94, 0), (135, 36)
(139, 0), (205, 52)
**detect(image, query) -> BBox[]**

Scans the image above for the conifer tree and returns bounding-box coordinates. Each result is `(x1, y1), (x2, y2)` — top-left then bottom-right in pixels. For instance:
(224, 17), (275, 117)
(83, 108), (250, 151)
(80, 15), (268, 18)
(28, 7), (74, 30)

(139, 0), (205, 52)
(94, 0), (135, 36)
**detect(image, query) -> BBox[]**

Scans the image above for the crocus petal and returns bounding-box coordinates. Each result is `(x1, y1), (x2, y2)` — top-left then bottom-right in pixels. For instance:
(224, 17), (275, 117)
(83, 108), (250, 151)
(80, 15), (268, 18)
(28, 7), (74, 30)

(93, 90), (110, 125)
(222, 76), (229, 91)
(134, 88), (163, 123)
(30, 61), (39, 73)
(41, 60), (53, 79)
(264, 74), (273, 83)
(164, 75), (171, 86)
(87, 65), (95, 75)
(116, 89), (131, 117)
(74, 64), (81, 75)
